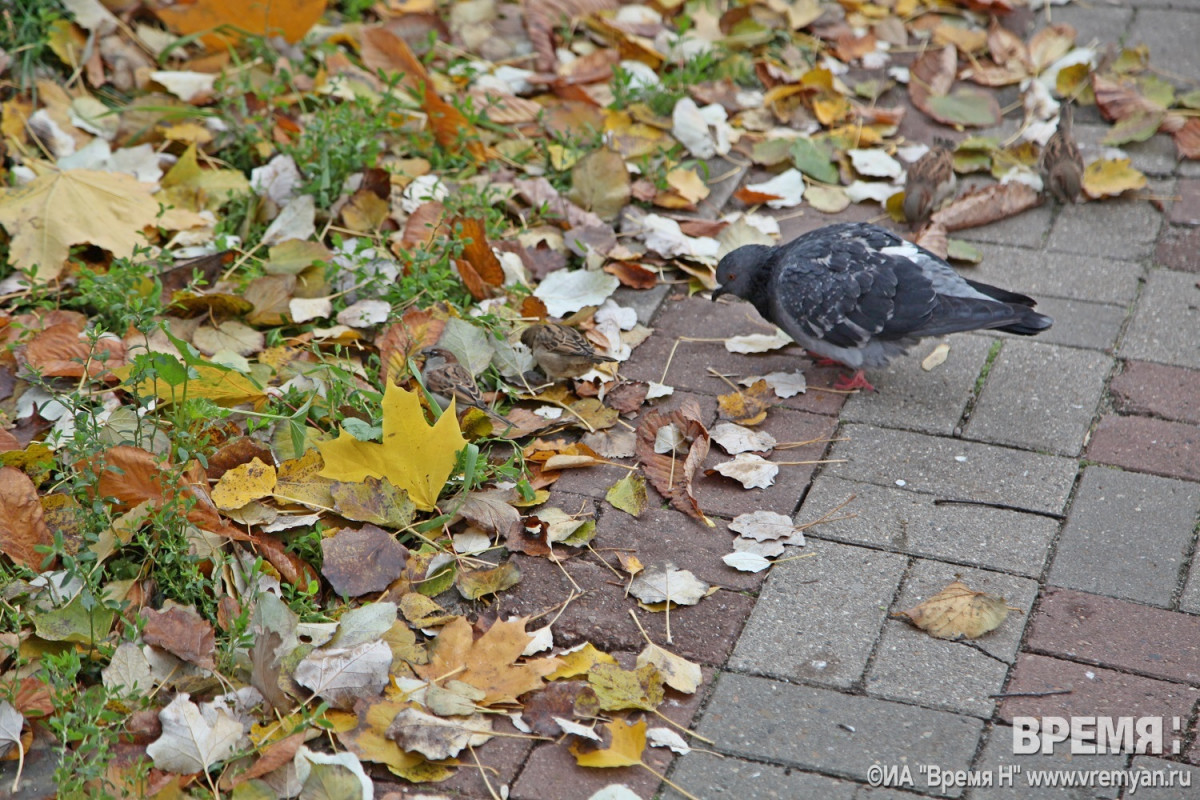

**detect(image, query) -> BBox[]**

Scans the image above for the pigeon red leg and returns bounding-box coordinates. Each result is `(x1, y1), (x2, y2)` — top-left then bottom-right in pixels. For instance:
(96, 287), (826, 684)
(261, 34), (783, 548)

(833, 370), (876, 392)
(806, 350), (845, 367)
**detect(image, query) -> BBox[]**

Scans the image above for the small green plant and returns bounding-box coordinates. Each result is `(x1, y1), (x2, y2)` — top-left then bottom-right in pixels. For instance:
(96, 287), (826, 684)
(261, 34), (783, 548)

(0, 0), (67, 93)
(43, 649), (129, 800)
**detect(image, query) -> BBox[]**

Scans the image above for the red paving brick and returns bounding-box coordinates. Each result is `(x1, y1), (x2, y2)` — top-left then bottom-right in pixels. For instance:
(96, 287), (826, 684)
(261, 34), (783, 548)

(1086, 414), (1200, 482)
(1155, 225), (1200, 272)
(1026, 588), (1200, 684)
(1169, 178), (1200, 226)
(999, 653), (1199, 729)
(1111, 361), (1200, 425)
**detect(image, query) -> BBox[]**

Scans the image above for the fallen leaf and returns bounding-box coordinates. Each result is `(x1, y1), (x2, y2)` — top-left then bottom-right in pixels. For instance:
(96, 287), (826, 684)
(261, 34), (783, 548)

(711, 453), (779, 489)
(710, 422), (778, 455)
(211, 457), (276, 511)
(588, 662), (664, 711)
(728, 510), (799, 542)
(570, 719), (647, 768)
(533, 268), (621, 317)
(605, 472), (648, 517)
(1081, 158), (1148, 199)
(722, 551), (773, 572)
(636, 643), (700, 694)
(634, 401), (714, 526)
(321, 524), (408, 597)
(567, 149), (631, 222)
(142, 605), (216, 671)
(739, 370), (807, 398)
(741, 169), (806, 208)
(318, 383), (467, 511)
(895, 579), (1012, 639)
(456, 561), (522, 599)
(628, 566), (709, 606)
(922, 343), (951, 371)
(723, 328), (793, 353)
(293, 640), (393, 709)
(717, 379), (774, 427)
(0, 466), (54, 571)
(154, 0), (326, 48)
(415, 616), (561, 706)
(386, 708), (493, 760)
(929, 182), (1042, 231)
(147, 693), (242, 774)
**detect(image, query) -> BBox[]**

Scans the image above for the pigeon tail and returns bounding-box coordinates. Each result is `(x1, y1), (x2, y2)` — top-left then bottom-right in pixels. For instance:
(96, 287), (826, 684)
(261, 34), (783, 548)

(995, 307), (1053, 336)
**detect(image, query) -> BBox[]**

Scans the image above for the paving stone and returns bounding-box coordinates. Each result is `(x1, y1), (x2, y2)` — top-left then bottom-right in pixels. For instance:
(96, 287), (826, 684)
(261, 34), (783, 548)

(1111, 361), (1200, 425)
(622, 293), (848, 416)
(963, 339), (1112, 457)
(841, 335), (992, 437)
(1168, 178), (1200, 226)
(1034, 4), (1132, 48)
(702, 155), (749, 213)
(1128, 9), (1200, 87)
(965, 242), (1142, 306)
(730, 539), (907, 688)
(435, 716), (533, 799)
(1049, 466), (1200, 607)
(997, 653), (1198, 733)
(1155, 224), (1200, 272)
(799, 475), (1058, 576)
(828, 424), (1078, 515)
(664, 753), (858, 800)
(956, 203), (1054, 250)
(1086, 414), (1200, 482)
(693, 672), (983, 797)
(979, 295), (1126, 352)
(613, 282), (672, 326)
(1045, 187), (1168, 261)
(1121, 268), (1200, 369)
(970, 724), (1125, 800)
(1126, 758), (1200, 799)
(1180, 562), (1200, 616)
(1026, 587), (1200, 684)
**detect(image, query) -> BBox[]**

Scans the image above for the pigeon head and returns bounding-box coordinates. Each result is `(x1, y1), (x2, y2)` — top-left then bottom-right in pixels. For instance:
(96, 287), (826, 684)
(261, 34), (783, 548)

(714, 244), (772, 307)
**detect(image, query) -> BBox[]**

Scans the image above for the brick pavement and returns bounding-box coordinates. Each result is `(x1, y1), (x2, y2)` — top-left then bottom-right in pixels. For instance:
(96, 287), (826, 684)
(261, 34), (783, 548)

(417, 4), (1200, 798)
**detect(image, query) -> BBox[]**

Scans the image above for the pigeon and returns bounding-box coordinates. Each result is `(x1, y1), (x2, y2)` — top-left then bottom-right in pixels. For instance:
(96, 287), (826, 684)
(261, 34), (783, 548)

(903, 139), (957, 228)
(521, 322), (616, 380)
(1041, 104), (1084, 204)
(713, 222), (1053, 391)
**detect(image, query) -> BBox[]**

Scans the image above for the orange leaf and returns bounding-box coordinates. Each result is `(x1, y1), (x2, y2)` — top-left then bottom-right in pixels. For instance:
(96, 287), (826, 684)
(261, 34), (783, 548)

(603, 261), (658, 289)
(397, 201), (446, 251)
(251, 530), (318, 586)
(229, 732), (307, 788)
(377, 307), (446, 382)
(154, 0), (326, 50)
(415, 616), (561, 705)
(734, 187), (784, 206)
(456, 217), (505, 287)
(24, 322), (125, 379)
(0, 466), (55, 571)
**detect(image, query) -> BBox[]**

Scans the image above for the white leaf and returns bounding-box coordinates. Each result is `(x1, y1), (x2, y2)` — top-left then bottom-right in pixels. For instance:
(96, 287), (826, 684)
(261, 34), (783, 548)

(732, 537), (786, 557)
(744, 168), (806, 209)
(846, 181), (903, 205)
(594, 299), (638, 331)
(534, 269), (620, 317)
(329, 602), (400, 648)
(0, 700), (24, 759)
(293, 640), (392, 709)
(740, 370), (807, 398)
(250, 154), (301, 204)
(647, 726), (692, 753)
(653, 423), (685, 454)
(716, 216), (776, 259)
(150, 70), (216, 102)
(713, 453), (779, 489)
(337, 299), (391, 328)
(289, 296), (333, 323)
(102, 642), (154, 698)
(522, 624), (554, 656)
(400, 174), (448, 213)
(554, 716), (603, 741)
(710, 422), (777, 455)
(453, 529), (492, 555)
(261, 194), (316, 246)
(672, 97), (716, 158)
(646, 382), (674, 400)
(588, 786), (642, 800)
(438, 316), (496, 376)
(729, 510), (797, 540)
(723, 551), (773, 573)
(628, 567), (709, 606)
(147, 693), (243, 774)
(724, 328), (793, 353)
(849, 148), (903, 179)
(639, 214), (721, 260)
(922, 342), (950, 371)
(294, 747), (374, 800)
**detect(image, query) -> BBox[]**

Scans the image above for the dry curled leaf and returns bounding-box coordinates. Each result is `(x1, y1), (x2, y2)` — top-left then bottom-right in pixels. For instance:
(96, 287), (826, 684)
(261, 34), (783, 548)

(634, 401), (714, 527)
(895, 579), (1013, 640)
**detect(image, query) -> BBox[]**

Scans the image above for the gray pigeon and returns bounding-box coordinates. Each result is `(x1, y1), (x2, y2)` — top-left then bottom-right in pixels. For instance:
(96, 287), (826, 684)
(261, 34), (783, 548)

(713, 223), (1052, 391)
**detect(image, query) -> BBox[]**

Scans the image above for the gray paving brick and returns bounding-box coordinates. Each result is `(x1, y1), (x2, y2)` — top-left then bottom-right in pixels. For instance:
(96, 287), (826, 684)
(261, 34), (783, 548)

(957, 203), (1054, 250)
(1127, 758), (1200, 799)
(1045, 182), (1169, 261)
(963, 339), (1112, 457)
(613, 283), (672, 326)
(664, 752), (858, 800)
(730, 539), (906, 688)
(978, 296), (1126, 352)
(1050, 466), (1200, 608)
(1035, 5), (1132, 48)
(828, 424), (1078, 515)
(1129, 9), (1200, 85)
(1121, 268), (1200, 369)
(965, 242), (1142, 306)
(694, 672), (983, 797)
(969, 725), (1125, 800)
(799, 475), (1058, 577)
(1175, 550), (1200, 616)
(865, 623), (1010, 717)
(841, 335), (992, 437)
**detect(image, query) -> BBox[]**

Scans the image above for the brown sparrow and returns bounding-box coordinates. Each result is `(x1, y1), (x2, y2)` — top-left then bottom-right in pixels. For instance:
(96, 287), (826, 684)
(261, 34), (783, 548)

(520, 322), (616, 380)
(419, 346), (489, 410)
(1041, 104), (1084, 204)
(903, 139), (957, 228)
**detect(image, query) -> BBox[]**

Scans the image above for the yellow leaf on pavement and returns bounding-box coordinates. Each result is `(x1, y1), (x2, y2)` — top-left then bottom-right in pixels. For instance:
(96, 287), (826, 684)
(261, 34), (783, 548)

(571, 719), (647, 768)
(0, 168), (161, 281)
(317, 383), (467, 511)
(895, 579), (1012, 640)
(1082, 157), (1148, 199)
(415, 616), (561, 706)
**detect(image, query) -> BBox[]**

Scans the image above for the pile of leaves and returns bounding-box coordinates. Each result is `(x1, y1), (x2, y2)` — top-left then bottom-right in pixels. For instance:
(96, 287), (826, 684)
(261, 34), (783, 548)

(0, 0), (1194, 797)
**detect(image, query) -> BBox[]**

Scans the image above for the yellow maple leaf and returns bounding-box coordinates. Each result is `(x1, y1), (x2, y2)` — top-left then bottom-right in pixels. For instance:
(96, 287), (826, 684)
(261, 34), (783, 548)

(570, 719), (647, 768)
(317, 383), (466, 511)
(414, 616), (561, 706)
(0, 167), (161, 281)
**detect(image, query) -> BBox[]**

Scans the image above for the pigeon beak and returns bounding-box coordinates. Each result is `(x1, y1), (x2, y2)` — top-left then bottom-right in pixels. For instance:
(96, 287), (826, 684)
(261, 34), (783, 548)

(711, 286), (726, 301)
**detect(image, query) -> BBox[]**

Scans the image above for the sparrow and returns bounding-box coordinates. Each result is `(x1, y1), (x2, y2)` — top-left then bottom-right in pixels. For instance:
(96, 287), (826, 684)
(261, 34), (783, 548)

(419, 346), (491, 411)
(520, 322), (617, 380)
(903, 139), (957, 228)
(1041, 104), (1084, 204)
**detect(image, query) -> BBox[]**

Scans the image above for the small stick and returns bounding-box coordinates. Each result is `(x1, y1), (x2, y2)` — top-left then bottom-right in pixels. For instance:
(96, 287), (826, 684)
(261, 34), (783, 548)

(989, 689), (1072, 699)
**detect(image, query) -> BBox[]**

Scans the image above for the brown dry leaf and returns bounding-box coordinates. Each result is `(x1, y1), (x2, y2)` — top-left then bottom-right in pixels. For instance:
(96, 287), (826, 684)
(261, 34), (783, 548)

(142, 605), (216, 671)
(229, 732), (307, 788)
(0, 466), (55, 571)
(330, 476), (416, 528)
(251, 531), (319, 587)
(376, 306), (447, 382)
(415, 616), (561, 705)
(456, 217), (505, 291)
(321, 524), (408, 597)
(566, 149), (631, 222)
(1169, 116), (1200, 159)
(717, 379), (774, 427)
(895, 579), (1012, 639)
(1091, 73), (1167, 123)
(341, 188), (391, 233)
(524, 0), (620, 72)
(386, 708), (493, 760)
(634, 401), (714, 527)
(154, 0), (325, 49)
(929, 183), (1042, 232)
(24, 322), (125, 379)
(914, 222), (949, 258)
(909, 45), (1001, 128)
